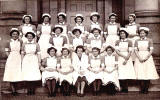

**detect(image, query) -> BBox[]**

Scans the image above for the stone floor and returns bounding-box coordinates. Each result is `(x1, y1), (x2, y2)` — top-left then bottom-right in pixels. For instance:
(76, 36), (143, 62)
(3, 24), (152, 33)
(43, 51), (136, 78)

(1, 92), (160, 100)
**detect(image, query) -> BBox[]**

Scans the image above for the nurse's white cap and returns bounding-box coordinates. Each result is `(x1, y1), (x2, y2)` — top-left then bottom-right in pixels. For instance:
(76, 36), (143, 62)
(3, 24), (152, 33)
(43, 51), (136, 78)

(139, 27), (150, 32)
(62, 44), (70, 49)
(11, 28), (18, 31)
(42, 13), (51, 18)
(58, 12), (66, 17)
(109, 13), (117, 17)
(75, 14), (83, 18)
(129, 13), (136, 17)
(22, 15), (32, 19)
(90, 12), (99, 16)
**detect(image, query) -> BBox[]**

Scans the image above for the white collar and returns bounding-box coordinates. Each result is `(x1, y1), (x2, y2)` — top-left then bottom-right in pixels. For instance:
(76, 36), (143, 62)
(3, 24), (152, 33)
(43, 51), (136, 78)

(92, 55), (100, 59)
(48, 55), (56, 58)
(129, 22), (136, 26)
(42, 23), (50, 26)
(24, 24), (31, 26)
(76, 23), (83, 26)
(120, 38), (127, 42)
(26, 40), (34, 44)
(91, 22), (99, 25)
(93, 35), (101, 39)
(109, 22), (116, 25)
(11, 39), (18, 42)
(59, 22), (65, 25)
(140, 37), (147, 40)
(62, 55), (70, 59)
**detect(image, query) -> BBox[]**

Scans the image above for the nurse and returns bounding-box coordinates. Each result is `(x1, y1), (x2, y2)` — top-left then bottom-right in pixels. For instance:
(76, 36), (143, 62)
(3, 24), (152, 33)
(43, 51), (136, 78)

(19, 15), (36, 43)
(72, 45), (89, 97)
(134, 27), (159, 94)
(125, 14), (140, 62)
(115, 28), (136, 93)
(104, 13), (120, 47)
(37, 13), (53, 59)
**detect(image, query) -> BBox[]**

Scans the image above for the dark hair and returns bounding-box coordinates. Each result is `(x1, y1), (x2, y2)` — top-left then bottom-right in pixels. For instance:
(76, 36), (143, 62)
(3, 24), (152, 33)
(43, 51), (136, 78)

(118, 30), (129, 38)
(42, 15), (51, 23)
(47, 47), (57, 54)
(22, 16), (32, 24)
(91, 28), (101, 34)
(109, 14), (117, 19)
(57, 15), (66, 20)
(25, 32), (36, 38)
(92, 47), (100, 54)
(10, 30), (20, 36)
(75, 45), (85, 53)
(105, 46), (115, 52)
(72, 29), (82, 35)
(129, 15), (136, 21)
(74, 16), (84, 23)
(90, 15), (100, 21)
(61, 48), (70, 54)
(53, 27), (63, 33)
(138, 29), (149, 36)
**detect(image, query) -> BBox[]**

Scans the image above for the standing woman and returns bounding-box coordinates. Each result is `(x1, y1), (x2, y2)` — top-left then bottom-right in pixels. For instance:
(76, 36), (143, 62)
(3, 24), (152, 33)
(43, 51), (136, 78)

(57, 46), (74, 96)
(88, 12), (103, 38)
(70, 26), (87, 52)
(21, 32), (41, 95)
(125, 14), (140, 62)
(115, 28), (136, 93)
(88, 47), (104, 96)
(57, 12), (70, 38)
(19, 15), (36, 43)
(41, 47), (59, 97)
(104, 13), (120, 47)
(134, 27), (159, 94)
(72, 45), (89, 97)
(74, 14), (89, 38)
(49, 25), (68, 56)
(37, 13), (53, 59)
(3, 28), (22, 96)
(102, 45), (120, 95)
(86, 26), (104, 54)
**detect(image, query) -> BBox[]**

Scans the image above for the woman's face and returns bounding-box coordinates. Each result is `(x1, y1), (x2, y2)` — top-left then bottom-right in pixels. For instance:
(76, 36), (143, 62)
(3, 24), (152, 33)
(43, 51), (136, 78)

(55, 28), (61, 35)
(92, 16), (98, 23)
(129, 16), (135, 23)
(92, 49), (99, 57)
(58, 16), (64, 23)
(110, 16), (116, 23)
(120, 31), (126, 39)
(76, 17), (83, 24)
(62, 49), (69, 57)
(77, 48), (83, 56)
(27, 34), (34, 42)
(24, 17), (30, 24)
(93, 30), (100, 37)
(74, 30), (81, 38)
(11, 32), (19, 40)
(43, 16), (50, 23)
(139, 30), (147, 38)
(49, 49), (56, 57)
(106, 48), (113, 55)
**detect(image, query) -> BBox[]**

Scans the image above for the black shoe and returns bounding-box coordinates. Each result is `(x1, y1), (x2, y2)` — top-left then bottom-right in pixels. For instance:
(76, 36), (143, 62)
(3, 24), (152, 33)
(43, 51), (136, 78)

(121, 89), (128, 93)
(52, 92), (56, 97)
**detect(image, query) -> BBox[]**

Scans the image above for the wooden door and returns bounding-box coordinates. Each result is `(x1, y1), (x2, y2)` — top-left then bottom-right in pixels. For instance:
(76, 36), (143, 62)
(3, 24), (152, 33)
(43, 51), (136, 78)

(66, 0), (97, 28)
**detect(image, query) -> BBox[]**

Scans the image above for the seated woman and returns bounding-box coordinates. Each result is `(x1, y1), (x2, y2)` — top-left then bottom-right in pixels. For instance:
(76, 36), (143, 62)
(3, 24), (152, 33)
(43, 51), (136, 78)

(88, 47), (104, 96)
(41, 47), (59, 97)
(102, 45), (120, 95)
(72, 45), (89, 97)
(57, 46), (74, 96)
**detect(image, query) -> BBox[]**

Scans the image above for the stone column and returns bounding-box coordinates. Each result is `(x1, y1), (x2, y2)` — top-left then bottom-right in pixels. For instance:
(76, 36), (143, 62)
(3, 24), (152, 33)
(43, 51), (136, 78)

(135, 0), (160, 56)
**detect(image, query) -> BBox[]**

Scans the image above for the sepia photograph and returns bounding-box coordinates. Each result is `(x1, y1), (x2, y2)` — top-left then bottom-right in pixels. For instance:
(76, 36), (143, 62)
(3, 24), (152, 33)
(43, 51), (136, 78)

(0, 0), (160, 100)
